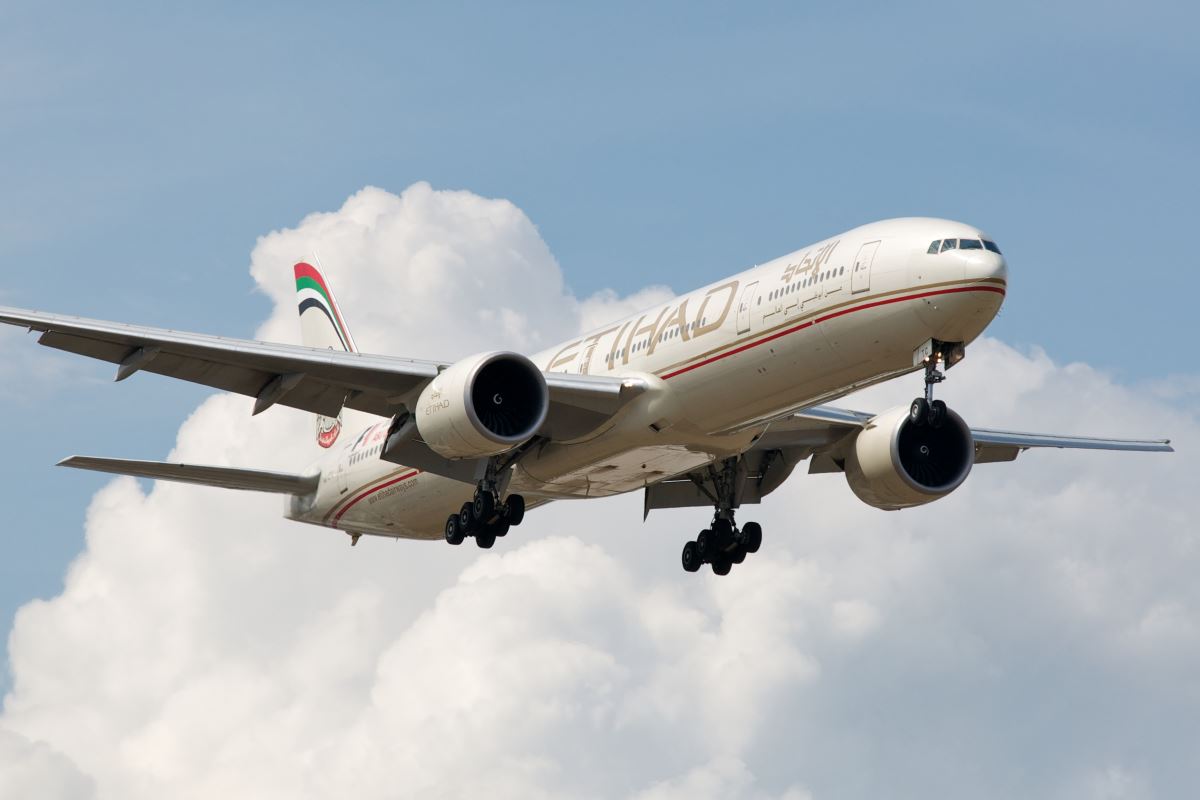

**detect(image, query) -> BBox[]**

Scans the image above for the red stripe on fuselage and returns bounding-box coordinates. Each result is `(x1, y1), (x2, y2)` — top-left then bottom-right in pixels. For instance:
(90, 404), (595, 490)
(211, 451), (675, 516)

(660, 285), (1005, 380)
(332, 470), (420, 525)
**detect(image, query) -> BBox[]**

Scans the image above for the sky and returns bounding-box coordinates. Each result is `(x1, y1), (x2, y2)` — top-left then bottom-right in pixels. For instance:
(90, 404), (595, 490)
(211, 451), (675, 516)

(1, 1), (1198, 797)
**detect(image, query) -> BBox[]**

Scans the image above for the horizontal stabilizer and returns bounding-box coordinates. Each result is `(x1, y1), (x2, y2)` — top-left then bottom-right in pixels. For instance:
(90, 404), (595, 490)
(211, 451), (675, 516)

(58, 456), (319, 495)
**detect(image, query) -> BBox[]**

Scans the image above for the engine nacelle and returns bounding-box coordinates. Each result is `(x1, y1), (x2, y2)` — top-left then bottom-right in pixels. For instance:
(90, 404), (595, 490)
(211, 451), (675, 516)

(844, 405), (974, 510)
(415, 352), (549, 460)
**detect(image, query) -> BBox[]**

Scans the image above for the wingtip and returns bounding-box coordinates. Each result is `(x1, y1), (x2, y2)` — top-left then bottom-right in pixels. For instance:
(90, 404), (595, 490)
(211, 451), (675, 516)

(56, 456), (80, 468)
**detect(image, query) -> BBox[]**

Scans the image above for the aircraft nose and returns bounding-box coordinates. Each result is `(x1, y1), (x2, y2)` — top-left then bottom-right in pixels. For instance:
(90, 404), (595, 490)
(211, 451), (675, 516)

(963, 250), (1008, 284)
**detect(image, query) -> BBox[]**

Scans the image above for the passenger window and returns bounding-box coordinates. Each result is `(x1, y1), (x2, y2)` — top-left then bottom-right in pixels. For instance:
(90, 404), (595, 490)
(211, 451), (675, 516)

(940, 239), (958, 252)
(983, 240), (1002, 254)
(960, 238), (983, 250)
(927, 240), (941, 254)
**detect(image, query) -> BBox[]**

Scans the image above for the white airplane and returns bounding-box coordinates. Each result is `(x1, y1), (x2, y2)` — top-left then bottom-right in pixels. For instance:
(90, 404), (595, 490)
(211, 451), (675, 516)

(0, 218), (1173, 575)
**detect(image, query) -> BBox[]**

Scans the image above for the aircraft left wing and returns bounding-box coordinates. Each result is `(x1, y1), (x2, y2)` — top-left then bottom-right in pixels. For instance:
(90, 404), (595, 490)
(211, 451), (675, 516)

(761, 404), (1174, 464)
(0, 307), (642, 423)
(643, 403), (1171, 515)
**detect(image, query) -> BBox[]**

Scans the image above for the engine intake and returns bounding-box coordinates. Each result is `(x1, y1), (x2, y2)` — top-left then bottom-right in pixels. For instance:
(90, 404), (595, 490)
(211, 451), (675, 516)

(416, 352), (549, 459)
(844, 405), (974, 510)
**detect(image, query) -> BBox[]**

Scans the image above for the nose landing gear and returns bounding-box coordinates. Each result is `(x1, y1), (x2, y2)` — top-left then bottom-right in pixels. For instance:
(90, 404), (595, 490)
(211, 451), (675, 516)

(910, 340), (964, 429)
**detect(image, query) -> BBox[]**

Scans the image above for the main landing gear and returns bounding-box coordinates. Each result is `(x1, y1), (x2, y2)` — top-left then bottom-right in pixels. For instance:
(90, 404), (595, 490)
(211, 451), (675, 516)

(909, 340), (964, 429)
(681, 517), (762, 576)
(443, 458), (527, 550)
(680, 456), (764, 576)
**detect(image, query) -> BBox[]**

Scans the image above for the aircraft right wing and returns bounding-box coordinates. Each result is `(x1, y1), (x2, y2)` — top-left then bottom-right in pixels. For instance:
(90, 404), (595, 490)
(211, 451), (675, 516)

(58, 456), (319, 494)
(0, 307), (646, 425)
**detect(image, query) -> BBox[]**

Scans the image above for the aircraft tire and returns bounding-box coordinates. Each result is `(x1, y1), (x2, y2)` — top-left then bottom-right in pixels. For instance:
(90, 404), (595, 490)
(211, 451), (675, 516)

(696, 529), (714, 560)
(505, 494), (526, 526)
(682, 541), (702, 573)
(444, 514), (465, 546)
(929, 399), (947, 429)
(490, 519), (511, 538)
(459, 501), (476, 534)
(713, 518), (735, 549)
(474, 488), (496, 522)
(910, 398), (929, 427)
(711, 556), (732, 576)
(742, 522), (763, 554)
(476, 531), (497, 549)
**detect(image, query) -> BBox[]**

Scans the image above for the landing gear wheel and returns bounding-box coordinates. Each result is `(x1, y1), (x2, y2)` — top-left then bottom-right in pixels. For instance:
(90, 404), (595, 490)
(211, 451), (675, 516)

(712, 518), (735, 548)
(731, 547), (746, 565)
(504, 494), (526, 526)
(681, 541), (702, 573)
(910, 397), (929, 427)
(928, 399), (947, 429)
(490, 520), (511, 538)
(473, 488), (496, 522)
(444, 514), (465, 546)
(476, 531), (496, 549)
(711, 556), (732, 576)
(459, 501), (476, 535)
(742, 522), (762, 554)
(696, 529), (714, 560)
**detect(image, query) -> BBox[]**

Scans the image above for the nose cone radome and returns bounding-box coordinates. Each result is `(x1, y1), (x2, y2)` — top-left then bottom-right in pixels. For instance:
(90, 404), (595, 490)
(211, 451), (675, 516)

(913, 247), (1007, 345)
(963, 249), (1008, 284)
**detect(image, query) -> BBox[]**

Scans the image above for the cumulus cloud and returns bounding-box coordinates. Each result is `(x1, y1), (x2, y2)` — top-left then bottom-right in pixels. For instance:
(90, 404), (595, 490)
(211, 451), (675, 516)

(2, 184), (1198, 799)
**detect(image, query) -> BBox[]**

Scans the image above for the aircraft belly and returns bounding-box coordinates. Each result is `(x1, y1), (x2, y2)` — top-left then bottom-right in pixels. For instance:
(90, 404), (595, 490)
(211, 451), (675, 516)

(513, 444), (716, 499)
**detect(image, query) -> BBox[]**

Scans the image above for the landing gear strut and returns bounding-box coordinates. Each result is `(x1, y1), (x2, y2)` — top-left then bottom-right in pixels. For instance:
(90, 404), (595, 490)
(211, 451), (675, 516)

(443, 456), (527, 549)
(910, 340), (963, 429)
(680, 456), (763, 576)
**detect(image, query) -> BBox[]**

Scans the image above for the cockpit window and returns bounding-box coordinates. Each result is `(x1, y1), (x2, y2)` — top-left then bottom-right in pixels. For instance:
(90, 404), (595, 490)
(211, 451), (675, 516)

(983, 239), (1002, 254)
(940, 239), (958, 252)
(927, 240), (941, 254)
(959, 238), (983, 250)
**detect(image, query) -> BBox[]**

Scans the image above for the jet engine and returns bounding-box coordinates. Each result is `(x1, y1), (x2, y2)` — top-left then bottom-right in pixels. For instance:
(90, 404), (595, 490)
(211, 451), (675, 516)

(844, 405), (974, 510)
(415, 352), (549, 459)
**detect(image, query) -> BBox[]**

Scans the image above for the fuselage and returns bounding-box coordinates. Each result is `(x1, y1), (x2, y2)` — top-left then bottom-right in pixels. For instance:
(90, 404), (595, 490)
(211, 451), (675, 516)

(290, 217), (1008, 540)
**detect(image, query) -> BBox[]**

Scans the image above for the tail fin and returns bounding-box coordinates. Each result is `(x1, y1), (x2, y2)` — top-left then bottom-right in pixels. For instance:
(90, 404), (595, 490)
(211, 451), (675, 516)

(294, 258), (356, 448)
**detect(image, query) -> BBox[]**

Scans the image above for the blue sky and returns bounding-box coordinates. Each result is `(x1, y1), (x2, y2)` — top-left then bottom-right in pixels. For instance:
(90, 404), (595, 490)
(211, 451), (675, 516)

(1, 0), (1197, 756)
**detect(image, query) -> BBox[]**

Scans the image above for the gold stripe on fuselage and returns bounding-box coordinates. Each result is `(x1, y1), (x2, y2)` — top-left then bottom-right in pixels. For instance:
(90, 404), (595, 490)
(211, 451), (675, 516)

(651, 277), (1007, 377)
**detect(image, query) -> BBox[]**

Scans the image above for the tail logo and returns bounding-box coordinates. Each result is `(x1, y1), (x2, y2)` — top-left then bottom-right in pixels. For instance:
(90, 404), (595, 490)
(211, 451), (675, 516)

(317, 414), (342, 448)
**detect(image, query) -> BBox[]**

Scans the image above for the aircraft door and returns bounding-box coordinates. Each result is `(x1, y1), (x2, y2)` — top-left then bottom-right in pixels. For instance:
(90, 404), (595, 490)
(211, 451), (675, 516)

(736, 281), (759, 334)
(578, 341), (597, 374)
(336, 452), (349, 494)
(851, 241), (880, 294)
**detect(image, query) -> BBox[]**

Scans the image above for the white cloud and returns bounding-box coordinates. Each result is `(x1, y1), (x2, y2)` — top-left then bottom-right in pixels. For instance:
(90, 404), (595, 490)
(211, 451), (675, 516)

(0, 326), (98, 403)
(2, 184), (1198, 798)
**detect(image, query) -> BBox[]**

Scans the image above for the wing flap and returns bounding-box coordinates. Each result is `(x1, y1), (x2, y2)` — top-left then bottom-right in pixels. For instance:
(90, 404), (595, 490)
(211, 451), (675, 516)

(59, 456), (320, 495)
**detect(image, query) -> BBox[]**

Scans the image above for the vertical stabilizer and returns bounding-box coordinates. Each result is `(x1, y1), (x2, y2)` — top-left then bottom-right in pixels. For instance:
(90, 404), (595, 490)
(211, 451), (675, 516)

(294, 259), (357, 448)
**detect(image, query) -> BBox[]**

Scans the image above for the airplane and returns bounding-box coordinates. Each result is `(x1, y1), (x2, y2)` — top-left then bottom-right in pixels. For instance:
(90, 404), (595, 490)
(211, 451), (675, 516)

(0, 218), (1174, 576)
